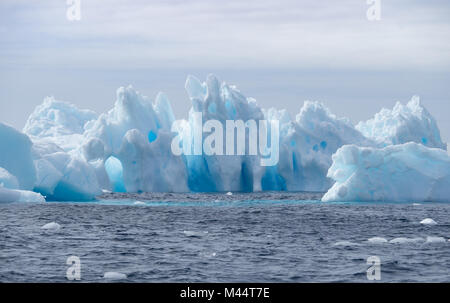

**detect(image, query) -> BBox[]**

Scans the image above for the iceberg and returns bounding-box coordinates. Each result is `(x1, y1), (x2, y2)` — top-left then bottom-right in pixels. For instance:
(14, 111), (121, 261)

(1, 73), (448, 201)
(389, 237), (424, 244)
(425, 236), (446, 243)
(103, 272), (127, 280)
(356, 96), (446, 150)
(367, 237), (389, 244)
(41, 222), (61, 231)
(420, 218), (437, 225)
(322, 143), (450, 202)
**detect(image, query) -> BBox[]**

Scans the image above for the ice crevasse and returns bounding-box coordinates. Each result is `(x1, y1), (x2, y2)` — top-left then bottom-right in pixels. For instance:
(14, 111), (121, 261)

(0, 74), (448, 202)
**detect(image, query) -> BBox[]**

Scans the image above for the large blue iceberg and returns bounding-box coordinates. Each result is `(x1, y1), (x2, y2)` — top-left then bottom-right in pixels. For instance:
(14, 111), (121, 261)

(0, 74), (448, 202)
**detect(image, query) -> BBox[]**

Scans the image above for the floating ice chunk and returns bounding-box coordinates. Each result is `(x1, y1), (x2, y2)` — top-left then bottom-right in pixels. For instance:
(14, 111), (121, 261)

(333, 241), (361, 247)
(425, 236), (446, 243)
(420, 218), (437, 225)
(200, 252), (217, 258)
(41, 222), (61, 231)
(356, 96), (446, 150)
(367, 237), (388, 244)
(323, 143), (450, 202)
(16, 190), (45, 203)
(133, 201), (146, 206)
(103, 272), (127, 280)
(413, 203), (422, 206)
(389, 237), (423, 244)
(226, 192), (233, 196)
(0, 186), (45, 203)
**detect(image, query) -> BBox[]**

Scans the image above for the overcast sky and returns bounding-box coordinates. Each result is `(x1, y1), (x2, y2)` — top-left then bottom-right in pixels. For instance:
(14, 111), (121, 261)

(1, 0), (449, 143)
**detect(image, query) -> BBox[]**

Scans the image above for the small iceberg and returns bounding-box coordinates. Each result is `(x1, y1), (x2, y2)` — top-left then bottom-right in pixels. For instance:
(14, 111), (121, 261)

(200, 252), (217, 258)
(103, 272), (127, 280)
(389, 237), (423, 244)
(425, 236), (446, 243)
(420, 218), (437, 225)
(41, 222), (61, 231)
(133, 201), (146, 206)
(333, 241), (360, 247)
(226, 192), (233, 196)
(0, 187), (45, 203)
(367, 237), (388, 244)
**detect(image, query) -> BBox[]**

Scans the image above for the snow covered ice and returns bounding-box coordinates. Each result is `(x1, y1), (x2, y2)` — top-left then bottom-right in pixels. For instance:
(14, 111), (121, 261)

(1, 74), (449, 202)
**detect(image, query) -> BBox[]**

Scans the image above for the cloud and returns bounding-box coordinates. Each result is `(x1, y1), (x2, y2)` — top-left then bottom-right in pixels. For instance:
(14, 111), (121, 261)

(0, 0), (449, 70)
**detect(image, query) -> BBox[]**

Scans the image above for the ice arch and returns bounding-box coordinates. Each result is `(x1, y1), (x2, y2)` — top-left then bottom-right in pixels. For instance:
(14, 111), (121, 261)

(104, 156), (126, 192)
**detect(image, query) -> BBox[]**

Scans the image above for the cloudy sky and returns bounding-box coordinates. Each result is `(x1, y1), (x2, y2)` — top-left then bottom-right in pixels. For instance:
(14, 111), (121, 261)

(1, 0), (449, 142)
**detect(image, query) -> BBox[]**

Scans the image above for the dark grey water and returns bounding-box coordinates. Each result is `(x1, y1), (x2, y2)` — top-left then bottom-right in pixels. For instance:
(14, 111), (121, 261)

(0, 192), (449, 282)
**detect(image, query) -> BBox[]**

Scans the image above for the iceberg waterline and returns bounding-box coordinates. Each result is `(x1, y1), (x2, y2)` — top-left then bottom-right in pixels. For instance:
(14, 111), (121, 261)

(0, 74), (448, 202)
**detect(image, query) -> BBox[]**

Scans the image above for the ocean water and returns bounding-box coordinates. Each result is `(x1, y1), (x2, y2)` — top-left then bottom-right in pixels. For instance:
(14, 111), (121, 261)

(0, 192), (449, 282)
